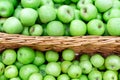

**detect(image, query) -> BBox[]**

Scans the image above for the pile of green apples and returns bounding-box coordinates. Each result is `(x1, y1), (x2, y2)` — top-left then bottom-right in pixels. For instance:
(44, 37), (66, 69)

(0, 0), (120, 36)
(0, 46), (120, 80)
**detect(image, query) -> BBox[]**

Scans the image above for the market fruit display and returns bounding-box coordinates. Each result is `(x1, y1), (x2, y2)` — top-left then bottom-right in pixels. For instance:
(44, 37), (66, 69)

(0, 46), (120, 80)
(0, 0), (120, 36)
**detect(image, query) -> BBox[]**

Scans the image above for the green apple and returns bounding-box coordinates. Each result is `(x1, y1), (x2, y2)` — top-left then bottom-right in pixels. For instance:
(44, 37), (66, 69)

(4, 65), (18, 78)
(67, 64), (82, 78)
(71, 0), (79, 3)
(44, 75), (56, 80)
(103, 8), (120, 22)
(21, 0), (40, 9)
(77, 0), (93, 9)
(40, 0), (54, 7)
(0, 62), (5, 76)
(19, 64), (39, 80)
(0, 55), (1, 62)
(0, 18), (7, 32)
(57, 74), (70, 80)
(33, 51), (45, 66)
(0, 0), (14, 17)
(9, 77), (21, 80)
(88, 70), (102, 80)
(53, 0), (65, 3)
(14, 61), (24, 70)
(79, 60), (93, 74)
(22, 26), (30, 36)
(57, 5), (74, 23)
(70, 20), (86, 36)
(29, 24), (43, 36)
(28, 73), (43, 80)
(79, 54), (90, 61)
(46, 62), (61, 77)
(20, 8), (38, 26)
(71, 79), (79, 80)
(61, 61), (72, 73)
(79, 75), (88, 80)
(38, 5), (56, 23)
(42, 25), (48, 36)
(54, 4), (62, 9)
(0, 75), (8, 80)
(17, 46), (35, 64)
(107, 18), (120, 36)
(96, 13), (102, 20)
(119, 73), (120, 80)
(103, 24), (110, 36)
(113, 70), (118, 76)
(46, 21), (65, 36)
(39, 64), (47, 77)
(112, 0), (120, 9)
(98, 64), (106, 70)
(62, 49), (75, 61)
(13, 5), (22, 19)
(8, 0), (18, 7)
(87, 19), (105, 35)
(80, 4), (98, 22)
(63, 23), (70, 36)
(3, 17), (23, 34)
(57, 61), (62, 65)
(72, 60), (79, 65)
(45, 50), (59, 62)
(105, 55), (120, 70)
(90, 54), (104, 68)
(74, 9), (81, 20)
(2, 49), (16, 65)
(95, 0), (113, 12)
(103, 70), (117, 80)
(64, 0), (71, 4)
(70, 3), (77, 9)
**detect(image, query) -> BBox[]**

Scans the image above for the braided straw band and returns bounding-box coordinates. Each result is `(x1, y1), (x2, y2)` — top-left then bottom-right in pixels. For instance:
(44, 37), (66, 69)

(0, 32), (120, 57)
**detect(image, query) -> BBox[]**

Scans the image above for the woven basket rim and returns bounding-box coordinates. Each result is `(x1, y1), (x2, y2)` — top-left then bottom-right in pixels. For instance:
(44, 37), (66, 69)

(0, 32), (120, 56)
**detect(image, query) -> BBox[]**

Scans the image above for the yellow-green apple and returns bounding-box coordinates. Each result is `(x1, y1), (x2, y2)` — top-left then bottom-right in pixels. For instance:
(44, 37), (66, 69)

(87, 19), (105, 35)
(107, 18), (120, 36)
(80, 4), (98, 22)
(38, 5), (56, 23)
(20, 8), (38, 26)
(70, 20), (86, 36)
(21, 0), (40, 9)
(0, 0), (14, 17)
(57, 5), (75, 23)
(95, 0), (113, 12)
(3, 17), (23, 34)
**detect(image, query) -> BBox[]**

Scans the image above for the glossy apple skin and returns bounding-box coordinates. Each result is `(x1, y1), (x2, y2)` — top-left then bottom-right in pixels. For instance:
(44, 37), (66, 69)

(0, 0), (14, 17)
(38, 5), (56, 23)
(3, 17), (23, 34)
(80, 4), (98, 22)
(70, 20), (86, 36)
(95, 0), (113, 12)
(57, 5), (74, 23)
(103, 70), (118, 80)
(107, 18), (120, 36)
(87, 19), (105, 35)
(20, 8), (38, 26)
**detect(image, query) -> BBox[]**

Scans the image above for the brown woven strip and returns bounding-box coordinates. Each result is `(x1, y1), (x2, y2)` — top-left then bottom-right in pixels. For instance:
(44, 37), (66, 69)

(0, 32), (120, 56)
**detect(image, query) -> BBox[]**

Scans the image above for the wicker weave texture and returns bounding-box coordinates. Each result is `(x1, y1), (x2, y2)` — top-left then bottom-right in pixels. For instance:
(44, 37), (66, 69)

(0, 33), (120, 56)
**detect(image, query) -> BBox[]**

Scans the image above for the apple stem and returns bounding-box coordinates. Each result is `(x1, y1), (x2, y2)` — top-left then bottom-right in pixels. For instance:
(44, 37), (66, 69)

(96, 77), (99, 80)
(67, 10), (70, 14)
(82, 0), (85, 4)
(98, 24), (102, 28)
(83, 8), (87, 13)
